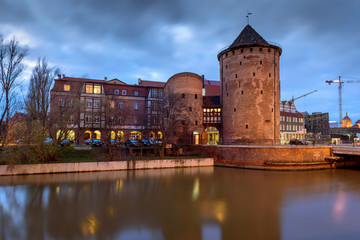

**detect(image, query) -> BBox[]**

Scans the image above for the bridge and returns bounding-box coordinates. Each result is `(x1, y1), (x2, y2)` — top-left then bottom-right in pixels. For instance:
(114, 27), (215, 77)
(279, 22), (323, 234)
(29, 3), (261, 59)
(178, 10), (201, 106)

(328, 145), (360, 168)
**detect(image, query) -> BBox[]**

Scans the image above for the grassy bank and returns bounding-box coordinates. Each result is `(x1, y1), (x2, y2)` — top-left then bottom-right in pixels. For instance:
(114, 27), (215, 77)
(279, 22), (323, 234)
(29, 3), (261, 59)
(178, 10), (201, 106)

(0, 145), (204, 165)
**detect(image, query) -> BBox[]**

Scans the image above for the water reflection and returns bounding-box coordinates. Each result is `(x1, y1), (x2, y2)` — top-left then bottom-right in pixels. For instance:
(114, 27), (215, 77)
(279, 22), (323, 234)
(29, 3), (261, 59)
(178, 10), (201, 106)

(1, 168), (360, 239)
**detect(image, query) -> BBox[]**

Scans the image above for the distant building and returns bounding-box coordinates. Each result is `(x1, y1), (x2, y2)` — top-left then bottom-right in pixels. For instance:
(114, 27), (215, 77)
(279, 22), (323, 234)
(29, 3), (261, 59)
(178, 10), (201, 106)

(304, 112), (330, 140)
(329, 121), (339, 128)
(330, 113), (360, 142)
(280, 101), (305, 144)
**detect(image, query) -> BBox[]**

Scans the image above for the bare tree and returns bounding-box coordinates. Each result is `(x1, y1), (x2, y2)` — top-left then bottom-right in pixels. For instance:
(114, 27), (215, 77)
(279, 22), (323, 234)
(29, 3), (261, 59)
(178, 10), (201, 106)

(153, 95), (185, 157)
(25, 58), (59, 127)
(0, 35), (28, 149)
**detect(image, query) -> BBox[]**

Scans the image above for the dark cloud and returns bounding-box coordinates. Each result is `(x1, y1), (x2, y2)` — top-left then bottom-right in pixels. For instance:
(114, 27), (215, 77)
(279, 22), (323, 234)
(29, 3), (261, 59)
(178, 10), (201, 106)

(1, 0), (360, 121)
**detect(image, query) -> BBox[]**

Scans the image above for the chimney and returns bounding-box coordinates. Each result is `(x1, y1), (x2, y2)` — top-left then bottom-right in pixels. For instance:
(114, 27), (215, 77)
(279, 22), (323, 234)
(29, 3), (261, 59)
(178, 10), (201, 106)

(138, 78), (142, 85)
(58, 74), (61, 79)
(104, 77), (107, 81)
(62, 74), (65, 78)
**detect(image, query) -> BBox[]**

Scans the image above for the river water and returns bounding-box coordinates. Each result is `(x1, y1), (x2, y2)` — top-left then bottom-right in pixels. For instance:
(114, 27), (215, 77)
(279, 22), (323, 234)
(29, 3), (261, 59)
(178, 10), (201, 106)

(1, 167), (360, 240)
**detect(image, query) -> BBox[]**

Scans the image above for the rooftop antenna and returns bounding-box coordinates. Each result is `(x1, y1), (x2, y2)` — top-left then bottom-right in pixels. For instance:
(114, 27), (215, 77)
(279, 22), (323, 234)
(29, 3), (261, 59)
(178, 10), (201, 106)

(246, 12), (252, 25)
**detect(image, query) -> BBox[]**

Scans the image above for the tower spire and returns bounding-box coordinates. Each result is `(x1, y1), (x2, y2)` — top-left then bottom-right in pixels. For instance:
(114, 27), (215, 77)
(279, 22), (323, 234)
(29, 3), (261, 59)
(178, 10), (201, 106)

(246, 12), (252, 25)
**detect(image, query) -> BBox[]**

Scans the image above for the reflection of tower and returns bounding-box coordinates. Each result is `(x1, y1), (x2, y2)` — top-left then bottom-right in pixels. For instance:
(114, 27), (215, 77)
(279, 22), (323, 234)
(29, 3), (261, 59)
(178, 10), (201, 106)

(218, 25), (282, 145)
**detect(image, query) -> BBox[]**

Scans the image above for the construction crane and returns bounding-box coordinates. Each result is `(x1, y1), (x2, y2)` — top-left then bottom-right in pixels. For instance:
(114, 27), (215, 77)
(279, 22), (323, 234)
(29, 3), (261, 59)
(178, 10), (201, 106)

(326, 76), (360, 124)
(289, 90), (318, 103)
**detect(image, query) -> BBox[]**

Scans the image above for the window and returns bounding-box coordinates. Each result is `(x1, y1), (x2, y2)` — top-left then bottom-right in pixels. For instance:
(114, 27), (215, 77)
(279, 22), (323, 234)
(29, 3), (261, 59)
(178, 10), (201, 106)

(110, 101), (115, 108)
(234, 108), (236, 112)
(115, 90), (119, 95)
(94, 100), (100, 108)
(87, 100), (92, 108)
(261, 90), (263, 94)
(195, 94), (197, 99)
(118, 102), (124, 109)
(269, 73), (271, 77)
(260, 60), (262, 65)
(225, 65), (228, 69)
(250, 48), (253, 52)
(134, 102), (139, 110)
(94, 116), (100, 123)
(253, 72), (255, 76)
(86, 84), (93, 93)
(241, 49), (243, 53)
(259, 48), (262, 52)
(69, 115), (74, 123)
(59, 98), (65, 107)
(240, 62), (242, 65)
(195, 121), (198, 125)
(134, 116), (138, 124)
(246, 124), (248, 129)
(94, 85), (101, 94)
(64, 84), (70, 91)
(182, 94), (185, 98)
(235, 74), (238, 78)
(268, 49), (271, 53)
(110, 117), (115, 123)
(134, 91), (139, 96)
(122, 90), (126, 95)
(85, 115), (92, 123)
(189, 107), (192, 112)
(119, 116), (124, 124)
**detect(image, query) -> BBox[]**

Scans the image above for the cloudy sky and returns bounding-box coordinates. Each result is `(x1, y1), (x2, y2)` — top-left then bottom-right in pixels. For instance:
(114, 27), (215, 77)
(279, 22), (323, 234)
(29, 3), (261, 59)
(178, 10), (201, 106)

(1, 0), (359, 122)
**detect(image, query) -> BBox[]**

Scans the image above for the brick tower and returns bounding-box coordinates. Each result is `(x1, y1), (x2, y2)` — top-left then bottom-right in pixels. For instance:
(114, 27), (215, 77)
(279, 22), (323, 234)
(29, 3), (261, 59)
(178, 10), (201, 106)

(218, 25), (282, 145)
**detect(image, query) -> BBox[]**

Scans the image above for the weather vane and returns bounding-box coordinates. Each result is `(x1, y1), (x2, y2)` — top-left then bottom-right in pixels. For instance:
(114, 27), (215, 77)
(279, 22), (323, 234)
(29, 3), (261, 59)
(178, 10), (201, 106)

(246, 12), (252, 25)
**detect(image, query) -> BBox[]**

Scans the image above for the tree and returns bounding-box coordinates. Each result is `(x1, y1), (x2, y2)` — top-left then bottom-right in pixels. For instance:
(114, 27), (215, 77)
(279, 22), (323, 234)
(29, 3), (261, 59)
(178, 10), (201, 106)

(0, 35), (28, 149)
(152, 94), (185, 157)
(25, 58), (59, 127)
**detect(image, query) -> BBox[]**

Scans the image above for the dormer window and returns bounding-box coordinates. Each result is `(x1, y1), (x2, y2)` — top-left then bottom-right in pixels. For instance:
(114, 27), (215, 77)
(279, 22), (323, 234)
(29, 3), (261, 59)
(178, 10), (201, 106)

(94, 85), (101, 94)
(64, 84), (70, 91)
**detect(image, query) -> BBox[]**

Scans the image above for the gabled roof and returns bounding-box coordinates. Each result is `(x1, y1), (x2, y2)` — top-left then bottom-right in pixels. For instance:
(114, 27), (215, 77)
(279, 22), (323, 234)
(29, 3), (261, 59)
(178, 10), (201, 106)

(229, 24), (268, 48)
(107, 79), (126, 85)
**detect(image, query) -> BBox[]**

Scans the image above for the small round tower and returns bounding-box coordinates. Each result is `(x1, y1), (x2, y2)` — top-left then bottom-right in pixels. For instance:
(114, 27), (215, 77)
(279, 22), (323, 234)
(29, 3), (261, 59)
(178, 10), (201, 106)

(164, 72), (203, 144)
(218, 25), (282, 145)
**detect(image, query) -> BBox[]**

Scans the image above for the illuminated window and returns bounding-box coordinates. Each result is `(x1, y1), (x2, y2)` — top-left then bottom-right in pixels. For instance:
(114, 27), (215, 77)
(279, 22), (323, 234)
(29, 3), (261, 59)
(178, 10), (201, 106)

(86, 84), (93, 93)
(64, 84), (70, 91)
(110, 101), (114, 108)
(94, 85), (101, 94)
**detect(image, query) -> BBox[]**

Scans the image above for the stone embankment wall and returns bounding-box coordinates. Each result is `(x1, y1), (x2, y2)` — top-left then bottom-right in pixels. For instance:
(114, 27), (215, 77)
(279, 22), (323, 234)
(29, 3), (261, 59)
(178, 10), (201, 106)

(0, 158), (213, 176)
(184, 145), (333, 170)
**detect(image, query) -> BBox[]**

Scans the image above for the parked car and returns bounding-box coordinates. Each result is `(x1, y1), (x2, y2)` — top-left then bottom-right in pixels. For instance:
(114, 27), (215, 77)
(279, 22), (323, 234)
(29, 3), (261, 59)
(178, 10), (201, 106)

(124, 139), (141, 147)
(137, 139), (152, 147)
(289, 138), (308, 145)
(110, 139), (123, 146)
(150, 138), (162, 145)
(84, 139), (94, 145)
(91, 139), (103, 147)
(60, 139), (72, 146)
(44, 137), (53, 144)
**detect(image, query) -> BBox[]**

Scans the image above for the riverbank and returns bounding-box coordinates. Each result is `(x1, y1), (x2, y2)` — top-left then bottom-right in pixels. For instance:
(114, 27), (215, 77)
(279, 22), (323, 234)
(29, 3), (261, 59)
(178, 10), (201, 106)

(0, 158), (214, 176)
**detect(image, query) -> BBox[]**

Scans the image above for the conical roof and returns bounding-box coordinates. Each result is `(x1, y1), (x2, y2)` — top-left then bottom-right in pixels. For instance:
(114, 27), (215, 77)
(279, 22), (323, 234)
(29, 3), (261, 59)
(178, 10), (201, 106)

(229, 24), (269, 48)
(217, 24), (281, 60)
